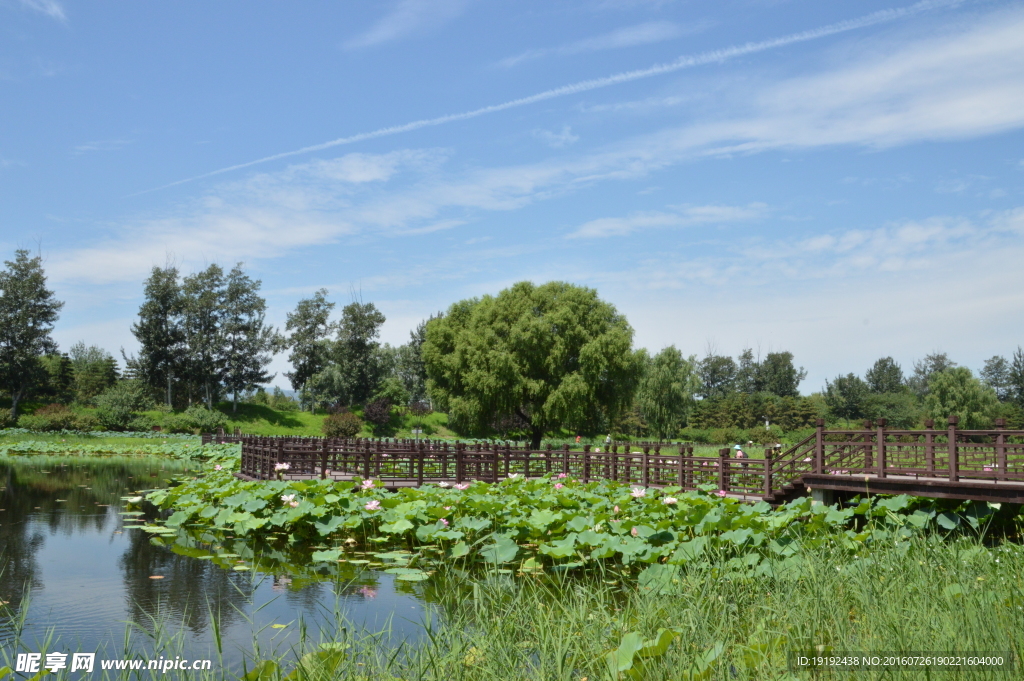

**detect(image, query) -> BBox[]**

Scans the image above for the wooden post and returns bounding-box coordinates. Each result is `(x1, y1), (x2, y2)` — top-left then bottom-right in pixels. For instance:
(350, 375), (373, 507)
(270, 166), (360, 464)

(814, 418), (824, 474)
(763, 447), (772, 498)
(492, 446), (500, 484)
(718, 448), (729, 492)
(924, 419), (935, 475)
(455, 443), (463, 484)
(564, 446), (572, 476)
(863, 420), (874, 470)
(583, 445), (591, 483)
(995, 418), (1006, 481)
(417, 442), (425, 487)
(321, 438), (329, 480)
(277, 439), (284, 475)
(677, 449), (685, 488)
(641, 446), (650, 487)
(876, 419), (887, 478)
(948, 416), (959, 483)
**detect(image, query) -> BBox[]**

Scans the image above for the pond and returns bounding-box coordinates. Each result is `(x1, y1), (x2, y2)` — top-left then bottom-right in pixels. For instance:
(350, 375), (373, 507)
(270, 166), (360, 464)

(0, 456), (432, 672)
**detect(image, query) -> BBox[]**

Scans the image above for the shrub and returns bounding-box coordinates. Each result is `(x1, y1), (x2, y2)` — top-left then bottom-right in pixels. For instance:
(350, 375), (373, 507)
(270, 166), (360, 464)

(127, 414), (157, 432)
(323, 411), (362, 438)
(16, 414), (51, 431)
(72, 412), (101, 432)
(95, 380), (153, 431)
(169, 405), (229, 434)
(0, 408), (14, 429)
(20, 404), (79, 431)
(409, 401), (433, 416)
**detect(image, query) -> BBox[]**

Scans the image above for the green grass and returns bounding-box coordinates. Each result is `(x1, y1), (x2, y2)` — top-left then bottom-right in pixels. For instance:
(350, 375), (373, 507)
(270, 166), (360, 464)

(0, 431), (185, 447)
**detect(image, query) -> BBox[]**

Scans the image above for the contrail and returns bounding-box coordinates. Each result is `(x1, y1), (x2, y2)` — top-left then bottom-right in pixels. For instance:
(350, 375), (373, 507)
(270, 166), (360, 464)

(141, 0), (962, 194)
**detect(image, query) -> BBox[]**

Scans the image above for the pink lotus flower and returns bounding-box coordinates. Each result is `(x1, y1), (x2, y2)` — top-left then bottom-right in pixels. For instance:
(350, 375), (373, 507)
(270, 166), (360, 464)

(663, 497), (678, 505)
(280, 494), (295, 503)
(631, 488), (646, 498)
(557, 472), (567, 479)
(613, 505), (620, 514)
(360, 479), (375, 490)
(444, 506), (452, 510)
(439, 518), (449, 527)
(289, 501), (299, 508)
(554, 483), (564, 490)
(274, 462), (291, 471)
(357, 586), (377, 599)
(715, 490), (727, 497)
(455, 482), (470, 490)
(630, 527), (639, 537)
(364, 499), (380, 511)
(214, 464), (222, 471)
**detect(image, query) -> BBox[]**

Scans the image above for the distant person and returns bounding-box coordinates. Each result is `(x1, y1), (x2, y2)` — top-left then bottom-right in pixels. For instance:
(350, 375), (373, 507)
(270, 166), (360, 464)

(734, 444), (749, 469)
(605, 434), (612, 446)
(575, 435), (581, 445)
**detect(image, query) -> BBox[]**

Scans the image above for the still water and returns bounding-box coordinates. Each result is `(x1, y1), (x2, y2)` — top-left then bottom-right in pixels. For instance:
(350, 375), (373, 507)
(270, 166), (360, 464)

(0, 457), (431, 670)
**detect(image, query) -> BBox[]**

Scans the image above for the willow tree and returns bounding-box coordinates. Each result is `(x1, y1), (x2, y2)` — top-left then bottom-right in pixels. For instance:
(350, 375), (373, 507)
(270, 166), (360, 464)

(423, 281), (643, 449)
(636, 346), (700, 439)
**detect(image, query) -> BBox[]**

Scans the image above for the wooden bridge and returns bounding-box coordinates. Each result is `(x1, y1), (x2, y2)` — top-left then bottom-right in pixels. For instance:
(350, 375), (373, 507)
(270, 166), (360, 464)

(219, 417), (1024, 504)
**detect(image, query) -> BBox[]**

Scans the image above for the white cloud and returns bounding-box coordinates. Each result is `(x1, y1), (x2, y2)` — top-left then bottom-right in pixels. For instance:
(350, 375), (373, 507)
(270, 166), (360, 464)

(17, 0), (65, 21)
(570, 203), (767, 238)
(499, 20), (703, 67)
(343, 0), (470, 49)
(73, 139), (133, 155)
(533, 126), (580, 149)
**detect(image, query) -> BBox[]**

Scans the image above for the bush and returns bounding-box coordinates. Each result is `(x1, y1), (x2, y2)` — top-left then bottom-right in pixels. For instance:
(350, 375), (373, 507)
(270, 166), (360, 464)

(18, 404), (79, 431)
(95, 380), (153, 431)
(127, 414), (157, 432)
(72, 412), (100, 432)
(409, 401), (433, 416)
(168, 405), (228, 434)
(0, 408), (14, 429)
(323, 411), (362, 438)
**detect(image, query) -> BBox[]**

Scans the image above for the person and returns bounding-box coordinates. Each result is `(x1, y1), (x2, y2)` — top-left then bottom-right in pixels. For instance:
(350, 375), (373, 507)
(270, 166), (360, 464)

(734, 443), (749, 469)
(575, 435), (581, 445)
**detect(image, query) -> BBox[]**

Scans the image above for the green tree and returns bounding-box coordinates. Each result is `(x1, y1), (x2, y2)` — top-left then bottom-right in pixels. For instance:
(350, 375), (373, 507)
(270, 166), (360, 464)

(423, 281), (643, 449)
(284, 288), (335, 408)
(39, 353), (75, 404)
(95, 379), (153, 431)
(129, 266), (184, 407)
(1010, 347), (1024, 406)
(980, 355), (1012, 401)
(220, 264), (282, 413)
(331, 301), (387, 406)
(180, 265), (225, 408)
(823, 373), (869, 421)
(758, 351), (806, 397)
(0, 250), (64, 416)
(697, 354), (737, 400)
(923, 367), (997, 429)
(636, 346), (699, 439)
(865, 357), (904, 394)
(908, 352), (956, 398)
(69, 342), (119, 402)
(734, 348), (760, 394)
(863, 391), (919, 429)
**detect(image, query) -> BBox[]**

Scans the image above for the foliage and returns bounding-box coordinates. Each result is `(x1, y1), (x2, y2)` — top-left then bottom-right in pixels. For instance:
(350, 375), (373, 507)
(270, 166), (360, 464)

(220, 264), (284, 412)
(423, 281), (643, 448)
(409, 400), (433, 416)
(371, 375), (411, 407)
(69, 342), (120, 402)
(0, 439), (232, 459)
(690, 393), (820, 431)
(983, 347), (1024, 406)
(0, 250), (64, 416)
(823, 373), (869, 420)
(924, 367), (998, 429)
(636, 347), (700, 439)
(908, 352), (957, 398)
(168, 404), (229, 434)
(129, 265), (185, 407)
(250, 386), (300, 411)
(18, 403), (80, 431)
(363, 397), (395, 434)
(284, 288), (335, 400)
(0, 408), (14, 429)
(95, 380), (154, 431)
(147, 465), (1014, 584)
(322, 411), (362, 438)
(865, 356), (905, 394)
(757, 351), (807, 397)
(38, 353), (75, 403)
(862, 391), (920, 428)
(696, 354), (736, 400)
(334, 301), (388, 406)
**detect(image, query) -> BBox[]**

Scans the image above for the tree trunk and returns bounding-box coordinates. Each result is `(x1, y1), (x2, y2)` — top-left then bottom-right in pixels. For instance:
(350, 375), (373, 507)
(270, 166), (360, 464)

(166, 373), (173, 408)
(232, 391), (238, 414)
(10, 390), (22, 418)
(530, 425), (543, 451)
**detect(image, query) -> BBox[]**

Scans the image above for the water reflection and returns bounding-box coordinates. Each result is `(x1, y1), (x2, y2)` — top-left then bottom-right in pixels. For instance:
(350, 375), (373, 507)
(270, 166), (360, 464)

(0, 457), (432, 670)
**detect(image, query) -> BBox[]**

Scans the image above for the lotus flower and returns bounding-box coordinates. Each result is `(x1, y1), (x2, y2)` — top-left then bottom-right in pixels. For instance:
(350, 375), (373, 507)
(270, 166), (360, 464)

(613, 505), (620, 514)
(557, 472), (567, 479)
(360, 479), (375, 490)
(357, 586), (377, 599)
(630, 527), (639, 537)
(214, 464), (222, 471)
(663, 497), (678, 505)
(274, 462), (291, 471)
(554, 483), (564, 490)
(438, 481), (450, 488)
(289, 501), (299, 508)
(631, 488), (646, 498)
(364, 499), (381, 511)
(455, 482), (470, 490)
(440, 518), (449, 527)
(280, 494), (296, 503)
(716, 490), (727, 497)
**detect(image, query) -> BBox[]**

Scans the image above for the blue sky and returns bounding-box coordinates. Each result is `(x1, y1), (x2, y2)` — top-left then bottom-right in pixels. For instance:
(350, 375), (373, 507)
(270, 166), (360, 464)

(2, 0), (1023, 393)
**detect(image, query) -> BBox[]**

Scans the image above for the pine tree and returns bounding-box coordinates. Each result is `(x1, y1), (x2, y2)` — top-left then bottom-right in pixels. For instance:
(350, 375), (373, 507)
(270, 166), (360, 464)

(130, 267), (184, 407)
(221, 264), (282, 413)
(0, 250), (64, 416)
(181, 265), (225, 409)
